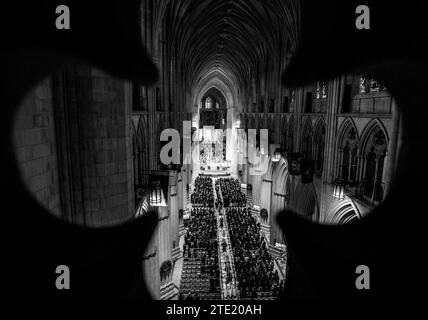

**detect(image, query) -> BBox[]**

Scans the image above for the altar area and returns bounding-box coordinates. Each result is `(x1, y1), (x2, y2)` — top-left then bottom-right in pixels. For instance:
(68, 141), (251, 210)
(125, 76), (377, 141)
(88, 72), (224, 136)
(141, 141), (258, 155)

(198, 126), (231, 177)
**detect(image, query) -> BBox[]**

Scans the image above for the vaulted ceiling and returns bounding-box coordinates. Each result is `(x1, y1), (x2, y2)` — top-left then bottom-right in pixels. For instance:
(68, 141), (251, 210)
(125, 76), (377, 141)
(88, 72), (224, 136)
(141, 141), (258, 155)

(151, 0), (300, 109)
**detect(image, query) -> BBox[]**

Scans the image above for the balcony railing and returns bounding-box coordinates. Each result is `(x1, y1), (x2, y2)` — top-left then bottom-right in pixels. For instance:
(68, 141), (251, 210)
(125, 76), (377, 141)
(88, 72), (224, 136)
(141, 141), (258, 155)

(342, 180), (385, 206)
(351, 94), (392, 114)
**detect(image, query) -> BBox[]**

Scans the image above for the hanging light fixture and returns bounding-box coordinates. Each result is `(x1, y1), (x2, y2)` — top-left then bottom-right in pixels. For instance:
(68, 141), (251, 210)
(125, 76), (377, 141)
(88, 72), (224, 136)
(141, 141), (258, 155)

(333, 178), (346, 200)
(150, 180), (166, 206)
(272, 149), (282, 162)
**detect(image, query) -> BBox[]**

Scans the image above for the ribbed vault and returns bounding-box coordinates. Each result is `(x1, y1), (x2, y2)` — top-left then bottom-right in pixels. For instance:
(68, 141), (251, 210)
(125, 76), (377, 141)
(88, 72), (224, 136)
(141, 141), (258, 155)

(157, 0), (301, 111)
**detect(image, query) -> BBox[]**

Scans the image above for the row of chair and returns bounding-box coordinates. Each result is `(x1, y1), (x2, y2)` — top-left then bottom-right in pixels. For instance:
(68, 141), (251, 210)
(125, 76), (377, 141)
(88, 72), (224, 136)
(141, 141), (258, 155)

(180, 256), (220, 295)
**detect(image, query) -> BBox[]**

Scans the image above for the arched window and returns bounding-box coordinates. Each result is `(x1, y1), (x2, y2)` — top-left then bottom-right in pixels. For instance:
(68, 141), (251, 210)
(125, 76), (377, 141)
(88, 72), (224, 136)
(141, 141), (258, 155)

(205, 96), (213, 109)
(316, 81), (321, 99)
(314, 120), (326, 175)
(337, 123), (358, 183)
(133, 118), (151, 197)
(359, 75), (367, 93)
(321, 81), (328, 98)
(362, 127), (388, 203)
(301, 120), (313, 160)
(280, 116), (287, 149)
(287, 118), (294, 153)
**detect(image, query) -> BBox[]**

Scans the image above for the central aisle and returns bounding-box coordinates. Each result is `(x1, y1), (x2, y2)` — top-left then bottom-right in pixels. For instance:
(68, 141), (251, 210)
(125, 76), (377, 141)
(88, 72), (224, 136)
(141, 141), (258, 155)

(179, 174), (284, 300)
(216, 206), (239, 299)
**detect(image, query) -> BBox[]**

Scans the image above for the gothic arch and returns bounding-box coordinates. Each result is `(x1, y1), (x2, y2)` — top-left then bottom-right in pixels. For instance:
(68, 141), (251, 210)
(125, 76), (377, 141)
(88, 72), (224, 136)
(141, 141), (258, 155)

(135, 117), (150, 188)
(270, 157), (289, 245)
(328, 199), (360, 224)
(336, 118), (359, 182)
(268, 116), (276, 144)
(193, 75), (236, 109)
(359, 119), (389, 155)
(313, 117), (326, 174)
(137, 117), (149, 147)
(272, 157), (288, 194)
(262, 157), (275, 181)
(287, 115), (295, 152)
(313, 117), (326, 132)
(290, 182), (317, 220)
(280, 115), (288, 148)
(301, 116), (313, 160)
(359, 119), (390, 202)
(337, 118), (359, 147)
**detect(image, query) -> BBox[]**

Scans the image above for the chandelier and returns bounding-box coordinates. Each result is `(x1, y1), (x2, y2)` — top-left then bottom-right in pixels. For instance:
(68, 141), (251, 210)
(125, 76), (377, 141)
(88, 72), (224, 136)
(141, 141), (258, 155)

(150, 180), (167, 206)
(333, 178), (346, 200)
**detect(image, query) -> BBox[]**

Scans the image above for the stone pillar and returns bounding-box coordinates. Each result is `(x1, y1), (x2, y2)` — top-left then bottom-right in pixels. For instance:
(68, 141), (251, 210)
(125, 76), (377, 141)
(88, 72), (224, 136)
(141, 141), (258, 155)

(269, 191), (287, 246)
(14, 76), (61, 219)
(384, 99), (401, 196)
(355, 155), (362, 184)
(320, 76), (344, 222)
(177, 173), (183, 210)
(169, 171), (180, 262)
(323, 76), (343, 183)
(260, 178), (272, 240)
(142, 223), (160, 299)
(294, 88), (304, 151)
(360, 156), (367, 184)
(337, 149), (344, 179)
(347, 150), (353, 181)
(53, 66), (135, 226)
(157, 204), (175, 300)
(252, 172), (262, 207)
(178, 171), (186, 236)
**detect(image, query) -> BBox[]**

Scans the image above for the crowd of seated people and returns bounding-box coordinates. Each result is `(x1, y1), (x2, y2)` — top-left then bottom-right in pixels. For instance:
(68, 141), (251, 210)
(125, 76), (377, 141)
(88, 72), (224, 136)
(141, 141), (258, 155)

(215, 178), (246, 207)
(191, 176), (214, 207)
(180, 206), (220, 300)
(226, 207), (284, 299)
(184, 208), (218, 255)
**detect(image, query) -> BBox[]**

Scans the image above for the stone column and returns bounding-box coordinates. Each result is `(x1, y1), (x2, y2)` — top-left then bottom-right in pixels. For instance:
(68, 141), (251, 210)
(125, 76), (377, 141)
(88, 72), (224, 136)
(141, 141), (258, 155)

(252, 172), (262, 207)
(360, 156), (367, 185)
(371, 157), (380, 203)
(260, 178), (272, 241)
(270, 191), (287, 246)
(337, 149), (344, 179)
(142, 218), (160, 299)
(169, 171), (180, 263)
(323, 76), (343, 183)
(320, 76), (344, 222)
(347, 149), (353, 181)
(355, 155), (362, 184)
(384, 99), (401, 196)
(294, 88), (304, 152)
(157, 203), (175, 300)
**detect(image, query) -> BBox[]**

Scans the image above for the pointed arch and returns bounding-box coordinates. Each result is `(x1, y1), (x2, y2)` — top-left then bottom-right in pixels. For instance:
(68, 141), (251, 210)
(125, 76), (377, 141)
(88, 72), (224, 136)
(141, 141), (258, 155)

(359, 119), (390, 203)
(287, 115), (294, 153)
(328, 199), (360, 224)
(280, 115), (288, 148)
(289, 182), (317, 220)
(270, 156), (289, 245)
(336, 118), (359, 182)
(262, 157), (275, 181)
(337, 117), (359, 148)
(136, 116), (150, 188)
(268, 115), (276, 144)
(313, 117), (326, 135)
(301, 116), (313, 160)
(313, 117), (326, 175)
(359, 119), (389, 155)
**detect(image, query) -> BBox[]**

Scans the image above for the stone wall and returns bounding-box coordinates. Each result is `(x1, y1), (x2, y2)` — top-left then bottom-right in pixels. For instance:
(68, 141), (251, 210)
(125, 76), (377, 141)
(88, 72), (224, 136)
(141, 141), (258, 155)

(13, 67), (135, 227)
(13, 77), (61, 217)
(67, 67), (134, 226)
